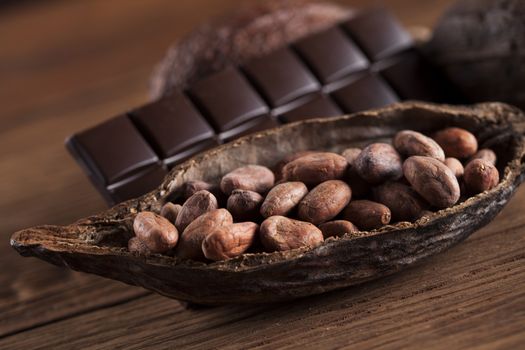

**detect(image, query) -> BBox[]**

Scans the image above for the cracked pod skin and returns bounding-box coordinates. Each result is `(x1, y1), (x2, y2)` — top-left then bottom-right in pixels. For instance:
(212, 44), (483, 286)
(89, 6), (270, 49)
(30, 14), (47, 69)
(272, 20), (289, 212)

(11, 102), (525, 305)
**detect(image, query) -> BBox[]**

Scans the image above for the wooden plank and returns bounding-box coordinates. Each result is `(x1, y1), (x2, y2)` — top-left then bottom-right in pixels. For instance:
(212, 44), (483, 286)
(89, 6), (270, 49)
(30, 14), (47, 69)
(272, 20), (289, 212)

(2, 189), (524, 348)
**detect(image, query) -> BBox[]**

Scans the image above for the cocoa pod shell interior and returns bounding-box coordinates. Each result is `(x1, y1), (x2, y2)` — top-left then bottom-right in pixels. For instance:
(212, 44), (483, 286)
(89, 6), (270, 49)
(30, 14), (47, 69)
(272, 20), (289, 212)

(10, 102), (525, 304)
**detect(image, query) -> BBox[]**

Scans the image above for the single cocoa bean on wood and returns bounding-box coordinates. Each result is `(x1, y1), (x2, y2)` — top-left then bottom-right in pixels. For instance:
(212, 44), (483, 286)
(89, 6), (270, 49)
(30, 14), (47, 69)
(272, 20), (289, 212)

(175, 190), (218, 232)
(318, 220), (359, 238)
(403, 156), (461, 208)
(260, 216), (323, 251)
(260, 181), (308, 218)
(354, 143), (403, 184)
(220, 165), (275, 195)
(202, 222), (258, 261)
(433, 127), (478, 159)
(281, 152), (348, 186)
(342, 200), (391, 230)
(464, 159), (499, 194)
(175, 209), (233, 260)
(132, 212), (179, 254)
(227, 189), (264, 221)
(298, 180), (352, 224)
(394, 130), (445, 161)
(373, 182), (428, 222)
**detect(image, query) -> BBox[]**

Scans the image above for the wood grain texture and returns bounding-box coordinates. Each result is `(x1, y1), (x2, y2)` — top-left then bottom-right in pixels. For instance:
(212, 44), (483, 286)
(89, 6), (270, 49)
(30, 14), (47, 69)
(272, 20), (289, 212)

(7, 0), (525, 349)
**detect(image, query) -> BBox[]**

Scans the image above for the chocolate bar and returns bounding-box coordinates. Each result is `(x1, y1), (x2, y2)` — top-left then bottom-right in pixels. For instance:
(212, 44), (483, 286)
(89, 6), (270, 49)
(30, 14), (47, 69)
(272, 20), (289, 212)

(67, 8), (464, 205)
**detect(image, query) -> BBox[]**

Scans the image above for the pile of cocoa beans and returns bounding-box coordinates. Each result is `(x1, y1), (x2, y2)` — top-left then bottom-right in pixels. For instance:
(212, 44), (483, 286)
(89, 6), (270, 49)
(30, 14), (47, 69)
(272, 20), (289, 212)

(128, 127), (500, 261)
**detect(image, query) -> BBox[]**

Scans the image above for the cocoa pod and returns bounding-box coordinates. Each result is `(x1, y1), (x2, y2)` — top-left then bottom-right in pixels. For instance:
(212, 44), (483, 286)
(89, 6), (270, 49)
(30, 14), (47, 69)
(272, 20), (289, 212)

(469, 149), (497, 166)
(444, 157), (464, 178)
(175, 209), (233, 260)
(220, 165), (275, 195)
(464, 159), (499, 194)
(281, 152), (348, 186)
(373, 182), (428, 222)
(160, 202), (182, 224)
(175, 190), (218, 232)
(403, 156), (460, 208)
(202, 222), (258, 261)
(318, 220), (359, 238)
(342, 200), (391, 230)
(132, 212), (179, 254)
(433, 127), (478, 159)
(394, 130), (445, 161)
(354, 143), (403, 184)
(260, 216), (323, 252)
(227, 189), (264, 221)
(260, 181), (308, 218)
(298, 180), (352, 224)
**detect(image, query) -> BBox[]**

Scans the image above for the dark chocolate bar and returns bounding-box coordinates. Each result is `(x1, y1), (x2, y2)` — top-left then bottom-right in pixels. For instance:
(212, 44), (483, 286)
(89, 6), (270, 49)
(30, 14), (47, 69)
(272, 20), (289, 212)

(66, 8), (464, 205)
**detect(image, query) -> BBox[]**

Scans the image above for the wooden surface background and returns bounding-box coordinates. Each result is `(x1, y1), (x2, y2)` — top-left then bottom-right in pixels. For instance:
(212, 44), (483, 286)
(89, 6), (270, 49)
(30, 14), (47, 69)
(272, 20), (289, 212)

(2, 0), (525, 349)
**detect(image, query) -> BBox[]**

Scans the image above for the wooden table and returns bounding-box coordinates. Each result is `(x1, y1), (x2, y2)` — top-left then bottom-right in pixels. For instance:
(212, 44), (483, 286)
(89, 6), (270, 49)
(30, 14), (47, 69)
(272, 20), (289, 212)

(2, 1), (525, 348)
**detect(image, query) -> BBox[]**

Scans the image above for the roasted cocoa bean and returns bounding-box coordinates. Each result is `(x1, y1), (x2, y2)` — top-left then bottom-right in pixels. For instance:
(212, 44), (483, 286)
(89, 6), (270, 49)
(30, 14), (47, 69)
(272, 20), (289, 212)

(175, 190), (218, 232)
(444, 157), (464, 178)
(175, 209), (233, 260)
(281, 152), (348, 186)
(318, 220), (359, 238)
(341, 148), (362, 165)
(202, 222), (258, 261)
(128, 237), (152, 256)
(220, 165), (275, 195)
(464, 159), (499, 194)
(260, 181), (308, 218)
(342, 200), (391, 230)
(394, 130), (445, 161)
(227, 189), (264, 221)
(433, 127), (478, 159)
(298, 180), (351, 224)
(373, 182), (428, 222)
(403, 156), (460, 208)
(132, 212), (179, 254)
(274, 150), (317, 180)
(260, 216), (323, 251)
(354, 143), (403, 184)
(469, 149), (497, 166)
(160, 202), (182, 224)
(182, 180), (216, 199)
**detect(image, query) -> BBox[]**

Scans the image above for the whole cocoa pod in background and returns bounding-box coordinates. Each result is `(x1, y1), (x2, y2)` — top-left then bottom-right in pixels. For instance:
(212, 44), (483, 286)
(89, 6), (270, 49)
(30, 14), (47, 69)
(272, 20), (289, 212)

(150, 0), (351, 98)
(426, 0), (525, 109)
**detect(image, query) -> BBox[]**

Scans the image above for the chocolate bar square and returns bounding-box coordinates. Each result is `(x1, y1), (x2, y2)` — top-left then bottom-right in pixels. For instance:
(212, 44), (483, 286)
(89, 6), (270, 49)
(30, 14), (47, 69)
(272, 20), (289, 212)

(243, 47), (320, 107)
(342, 9), (412, 61)
(107, 165), (168, 204)
(294, 27), (369, 84)
(332, 73), (399, 112)
(221, 115), (281, 142)
(188, 66), (269, 132)
(280, 94), (343, 123)
(66, 115), (160, 185)
(130, 91), (217, 167)
(219, 115), (281, 142)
